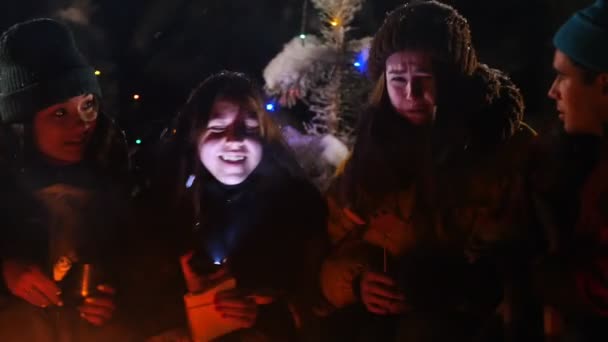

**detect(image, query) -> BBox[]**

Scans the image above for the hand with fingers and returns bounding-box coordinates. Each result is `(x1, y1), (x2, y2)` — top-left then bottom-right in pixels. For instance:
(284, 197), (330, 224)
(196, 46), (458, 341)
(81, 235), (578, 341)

(2, 259), (63, 308)
(360, 271), (408, 315)
(179, 251), (228, 293)
(180, 251), (203, 293)
(214, 289), (259, 328)
(78, 284), (116, 326)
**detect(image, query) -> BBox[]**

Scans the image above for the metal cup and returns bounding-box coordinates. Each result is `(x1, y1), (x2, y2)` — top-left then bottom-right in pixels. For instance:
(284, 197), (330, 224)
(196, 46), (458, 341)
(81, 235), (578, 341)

(59, 262), (103, 307)
(78, 263), (93, 298)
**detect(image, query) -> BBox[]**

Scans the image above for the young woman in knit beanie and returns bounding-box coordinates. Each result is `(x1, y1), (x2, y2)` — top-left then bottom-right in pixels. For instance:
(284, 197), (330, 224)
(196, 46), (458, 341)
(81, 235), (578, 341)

(319, 1), (535, 341)
(0, 18), (133, 341)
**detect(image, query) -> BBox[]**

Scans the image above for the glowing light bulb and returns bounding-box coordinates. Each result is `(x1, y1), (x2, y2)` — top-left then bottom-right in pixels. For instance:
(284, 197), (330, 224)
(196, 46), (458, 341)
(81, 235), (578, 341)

(135, 139), (142, 145)
(299, 34), (306, 39)
(133, 94), (140, 100)
(94, 70), (101, 76)
(353, 49), (368, 72)
(330, 20), (339, 27)
(266, 103), (275, 111)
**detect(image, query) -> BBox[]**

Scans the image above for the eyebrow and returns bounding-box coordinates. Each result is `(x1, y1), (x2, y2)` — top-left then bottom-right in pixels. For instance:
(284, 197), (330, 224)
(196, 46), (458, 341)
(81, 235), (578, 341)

(387, 66), (433, 74)
(208, 117), (228, 122)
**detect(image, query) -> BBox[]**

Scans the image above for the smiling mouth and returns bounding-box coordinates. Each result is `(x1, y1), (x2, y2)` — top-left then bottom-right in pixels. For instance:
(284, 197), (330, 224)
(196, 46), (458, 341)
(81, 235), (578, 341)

(219, 155), (246, 162)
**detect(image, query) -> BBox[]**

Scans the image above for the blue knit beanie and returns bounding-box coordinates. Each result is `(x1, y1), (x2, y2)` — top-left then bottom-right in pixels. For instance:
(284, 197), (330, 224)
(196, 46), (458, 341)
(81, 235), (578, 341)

(554, 0), (608, 72)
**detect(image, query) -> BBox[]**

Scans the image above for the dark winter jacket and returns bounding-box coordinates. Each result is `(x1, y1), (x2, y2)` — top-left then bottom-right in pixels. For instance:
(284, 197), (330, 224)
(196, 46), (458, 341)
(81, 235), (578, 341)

(0, 113), (130, 278)
(122, 143), (329, 341)
(0, 114), (133, 341)
(1, 161), (127, 271)
(529, 126), (608, 340)
(319, 65), (534, 341)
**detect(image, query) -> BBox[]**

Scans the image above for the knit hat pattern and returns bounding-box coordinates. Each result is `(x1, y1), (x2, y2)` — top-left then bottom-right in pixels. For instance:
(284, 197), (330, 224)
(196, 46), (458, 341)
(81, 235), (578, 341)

(368, 0), (478, 82)
(554, 0), (608, 72)
(0, 18), (101, 123)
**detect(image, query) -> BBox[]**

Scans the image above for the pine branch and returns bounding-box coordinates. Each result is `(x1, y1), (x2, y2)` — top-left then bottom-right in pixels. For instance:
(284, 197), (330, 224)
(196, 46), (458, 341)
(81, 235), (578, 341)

(263, 0), (370, 149)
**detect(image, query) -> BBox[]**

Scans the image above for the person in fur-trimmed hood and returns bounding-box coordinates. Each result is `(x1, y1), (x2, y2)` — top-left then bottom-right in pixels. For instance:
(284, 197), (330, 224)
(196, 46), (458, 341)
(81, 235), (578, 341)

(318, 1), (535, 341)
(0, 18), (133, 341)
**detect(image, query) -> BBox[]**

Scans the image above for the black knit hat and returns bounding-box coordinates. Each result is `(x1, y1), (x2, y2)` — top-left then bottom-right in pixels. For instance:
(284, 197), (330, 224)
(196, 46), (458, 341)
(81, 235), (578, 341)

(0, 18), (101, 124)
(368, 0), (478, 82)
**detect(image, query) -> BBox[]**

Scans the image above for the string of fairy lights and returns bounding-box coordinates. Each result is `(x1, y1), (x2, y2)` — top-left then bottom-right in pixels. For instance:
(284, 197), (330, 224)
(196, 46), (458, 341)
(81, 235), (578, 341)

(264, 0), (312, 114)
(93, 68), (144, 144)
(91, 0), (367, 146)
(299, 0), (309, 41)
(267, 0), (368, 114)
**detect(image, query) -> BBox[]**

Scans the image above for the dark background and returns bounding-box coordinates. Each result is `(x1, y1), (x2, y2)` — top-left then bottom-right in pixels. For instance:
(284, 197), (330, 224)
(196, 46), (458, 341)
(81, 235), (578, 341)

(0, 0), (595, 146)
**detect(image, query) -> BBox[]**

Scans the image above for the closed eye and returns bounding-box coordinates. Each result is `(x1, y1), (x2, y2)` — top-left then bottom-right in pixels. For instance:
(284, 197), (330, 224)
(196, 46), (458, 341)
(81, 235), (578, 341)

(245, 119), (259, 128)
(245, 118), (260, 133)
(207, 126), (226, 133)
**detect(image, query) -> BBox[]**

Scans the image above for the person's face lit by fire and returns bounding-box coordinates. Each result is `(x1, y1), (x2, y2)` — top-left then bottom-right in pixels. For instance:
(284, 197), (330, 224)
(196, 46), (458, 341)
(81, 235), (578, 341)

(548, 50), (608, 135)
(385, 50), (438, 126)
(198, 98), (263, 185)
(33, 94), (98, 165)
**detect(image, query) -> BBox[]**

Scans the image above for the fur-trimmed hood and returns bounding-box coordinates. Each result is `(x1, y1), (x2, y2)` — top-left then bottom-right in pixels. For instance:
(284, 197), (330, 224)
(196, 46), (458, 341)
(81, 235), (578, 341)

(467, 63), (526, 148)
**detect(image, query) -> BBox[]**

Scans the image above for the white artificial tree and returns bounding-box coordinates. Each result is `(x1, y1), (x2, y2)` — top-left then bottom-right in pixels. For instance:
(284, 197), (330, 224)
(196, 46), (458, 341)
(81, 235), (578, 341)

(264, 0), (371, 146)
(263, 0), (371, 190)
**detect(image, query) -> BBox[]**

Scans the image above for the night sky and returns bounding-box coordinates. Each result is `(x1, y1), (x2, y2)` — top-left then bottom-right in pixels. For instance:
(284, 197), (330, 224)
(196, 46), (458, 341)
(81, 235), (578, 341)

(0, 0), (595, 146)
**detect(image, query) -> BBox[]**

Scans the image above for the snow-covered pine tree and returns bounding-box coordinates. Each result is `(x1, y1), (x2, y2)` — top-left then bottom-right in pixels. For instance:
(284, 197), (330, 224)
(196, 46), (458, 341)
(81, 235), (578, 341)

(264, 0), (371, 147)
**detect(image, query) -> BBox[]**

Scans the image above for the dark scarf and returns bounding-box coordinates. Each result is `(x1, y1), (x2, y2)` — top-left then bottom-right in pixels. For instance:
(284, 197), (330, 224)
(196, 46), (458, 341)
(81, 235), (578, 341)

(193, 172), (261, 268)
(20, 157), (99, 192)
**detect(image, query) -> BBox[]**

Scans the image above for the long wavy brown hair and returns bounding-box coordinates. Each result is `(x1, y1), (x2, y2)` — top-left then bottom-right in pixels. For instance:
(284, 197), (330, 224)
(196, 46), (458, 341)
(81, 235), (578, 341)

(334, 1), (525, 216)
(338, 59), (482, 215)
